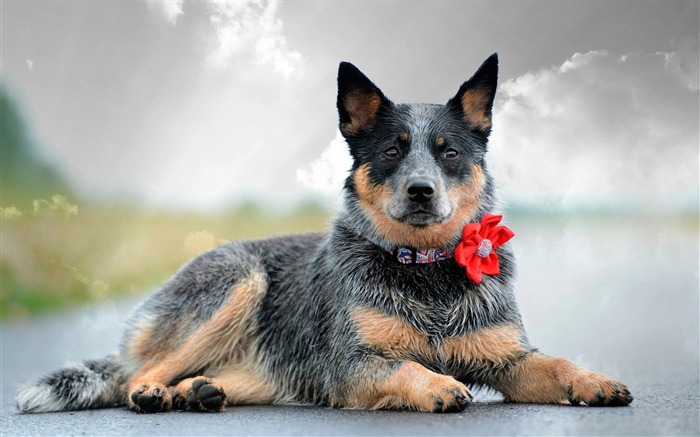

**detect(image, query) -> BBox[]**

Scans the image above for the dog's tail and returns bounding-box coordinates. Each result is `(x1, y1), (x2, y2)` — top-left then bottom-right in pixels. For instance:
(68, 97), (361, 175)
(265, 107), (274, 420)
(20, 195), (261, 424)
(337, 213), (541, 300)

(16, 354), (127, 413)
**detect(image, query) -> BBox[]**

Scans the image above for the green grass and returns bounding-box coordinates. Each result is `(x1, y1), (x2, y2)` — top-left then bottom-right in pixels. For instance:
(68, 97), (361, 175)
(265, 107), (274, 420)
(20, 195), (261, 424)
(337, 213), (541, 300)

(0, 196), (331, 319)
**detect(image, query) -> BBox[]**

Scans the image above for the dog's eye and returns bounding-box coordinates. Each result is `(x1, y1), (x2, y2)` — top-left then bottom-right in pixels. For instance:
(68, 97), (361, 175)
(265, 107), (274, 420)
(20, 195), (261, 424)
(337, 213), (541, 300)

(444, 148), (459, 159)
(383, 147), (401, 159)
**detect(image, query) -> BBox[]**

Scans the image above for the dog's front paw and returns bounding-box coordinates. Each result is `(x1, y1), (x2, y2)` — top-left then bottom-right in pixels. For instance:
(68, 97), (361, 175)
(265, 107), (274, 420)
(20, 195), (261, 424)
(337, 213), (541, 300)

(129, 383), (172, 413)
(567, 373), (633, 407)
(421, 375), (472, 413)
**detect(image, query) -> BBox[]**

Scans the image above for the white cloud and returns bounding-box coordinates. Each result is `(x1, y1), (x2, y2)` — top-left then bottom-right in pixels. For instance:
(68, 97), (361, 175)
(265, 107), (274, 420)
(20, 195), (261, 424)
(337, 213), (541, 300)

(26, 59), (33, 71)
(146, 0), (184, 25)
(207, 0), (303, 78)
(489, 49), (699, 209)
(297, 130), (353, 199)
(143, 0), (303, 77)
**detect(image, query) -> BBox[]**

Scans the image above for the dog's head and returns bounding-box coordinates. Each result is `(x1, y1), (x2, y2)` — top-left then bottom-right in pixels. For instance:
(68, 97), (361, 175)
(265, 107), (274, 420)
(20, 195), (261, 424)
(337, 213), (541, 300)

(337, 54), (498, 250)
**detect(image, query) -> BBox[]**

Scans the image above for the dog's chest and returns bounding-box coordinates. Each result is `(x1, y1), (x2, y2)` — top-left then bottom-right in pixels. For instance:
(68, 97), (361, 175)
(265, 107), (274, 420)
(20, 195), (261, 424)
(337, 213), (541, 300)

(350, 305), (525, 372)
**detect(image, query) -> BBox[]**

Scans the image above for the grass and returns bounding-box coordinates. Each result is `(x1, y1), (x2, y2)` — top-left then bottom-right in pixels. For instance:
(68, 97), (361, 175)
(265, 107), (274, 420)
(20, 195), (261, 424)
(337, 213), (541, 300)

(0, 196), (331, 319)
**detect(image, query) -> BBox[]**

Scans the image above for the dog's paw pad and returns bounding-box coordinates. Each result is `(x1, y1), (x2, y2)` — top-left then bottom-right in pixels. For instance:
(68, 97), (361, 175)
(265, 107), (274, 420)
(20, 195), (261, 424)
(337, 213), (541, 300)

(186, 378), (226, 412)
(129, 383), (172, 413)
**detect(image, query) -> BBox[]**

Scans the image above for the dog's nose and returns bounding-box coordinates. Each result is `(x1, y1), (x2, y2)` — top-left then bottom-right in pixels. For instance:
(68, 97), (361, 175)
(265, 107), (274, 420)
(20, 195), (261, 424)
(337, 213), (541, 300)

(406, 177), (436, 203)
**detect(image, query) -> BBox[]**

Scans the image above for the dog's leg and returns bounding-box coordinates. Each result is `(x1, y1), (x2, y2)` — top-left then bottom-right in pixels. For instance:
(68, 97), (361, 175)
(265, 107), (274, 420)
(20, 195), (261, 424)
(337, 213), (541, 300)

(168, 365), (275, 411)
(491, 352), (633, 406)
(208, 365), (276, 406)
(125, 272), (267, 413)
(336, 358), (471, 413)
(126, 349), (222, 413)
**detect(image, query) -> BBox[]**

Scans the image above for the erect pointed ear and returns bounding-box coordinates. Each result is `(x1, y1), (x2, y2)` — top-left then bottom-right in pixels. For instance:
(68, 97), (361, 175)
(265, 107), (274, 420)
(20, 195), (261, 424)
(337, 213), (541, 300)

(449, 53), (498, 133)
(337, 62), (390, 136)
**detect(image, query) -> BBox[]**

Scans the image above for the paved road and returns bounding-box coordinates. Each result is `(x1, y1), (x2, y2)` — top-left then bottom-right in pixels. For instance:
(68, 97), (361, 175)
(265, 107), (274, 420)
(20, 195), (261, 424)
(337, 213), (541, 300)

(2, 385), (698, 436)
(2, 218), (699, 435)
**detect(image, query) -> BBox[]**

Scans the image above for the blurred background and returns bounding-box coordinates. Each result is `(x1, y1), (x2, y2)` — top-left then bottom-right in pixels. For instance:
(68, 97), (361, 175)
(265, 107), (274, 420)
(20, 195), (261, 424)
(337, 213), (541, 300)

(1, 0), (698, 391)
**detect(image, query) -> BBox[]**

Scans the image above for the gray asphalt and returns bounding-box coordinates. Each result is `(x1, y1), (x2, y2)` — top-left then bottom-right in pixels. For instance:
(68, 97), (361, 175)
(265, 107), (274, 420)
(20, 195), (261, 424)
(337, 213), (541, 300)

(2, 385), (698, 436)
(2, 217), (699, 436)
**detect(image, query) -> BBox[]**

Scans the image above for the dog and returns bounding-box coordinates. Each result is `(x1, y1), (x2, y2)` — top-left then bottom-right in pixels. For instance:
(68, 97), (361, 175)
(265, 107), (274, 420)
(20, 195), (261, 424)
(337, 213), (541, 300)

(16, 54), (632, 414)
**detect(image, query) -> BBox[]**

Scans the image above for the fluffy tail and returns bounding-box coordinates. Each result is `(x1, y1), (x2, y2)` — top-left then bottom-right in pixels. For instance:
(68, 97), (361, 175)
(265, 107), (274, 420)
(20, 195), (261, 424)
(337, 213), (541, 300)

(16, 354), (126, 413)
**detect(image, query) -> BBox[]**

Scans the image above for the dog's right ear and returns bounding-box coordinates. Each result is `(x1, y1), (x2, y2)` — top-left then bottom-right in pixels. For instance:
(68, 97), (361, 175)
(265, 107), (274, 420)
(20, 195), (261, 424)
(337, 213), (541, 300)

(337, 62), (390, 137)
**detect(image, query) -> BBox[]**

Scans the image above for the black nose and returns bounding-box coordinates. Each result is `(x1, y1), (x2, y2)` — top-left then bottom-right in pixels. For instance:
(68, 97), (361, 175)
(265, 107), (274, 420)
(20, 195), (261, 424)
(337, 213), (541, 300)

(406, 177), (436, 203)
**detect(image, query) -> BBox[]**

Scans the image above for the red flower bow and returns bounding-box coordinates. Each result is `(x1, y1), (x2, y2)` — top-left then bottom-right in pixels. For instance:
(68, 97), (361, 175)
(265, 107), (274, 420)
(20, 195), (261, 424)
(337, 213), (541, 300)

(454, 214), (514, 284)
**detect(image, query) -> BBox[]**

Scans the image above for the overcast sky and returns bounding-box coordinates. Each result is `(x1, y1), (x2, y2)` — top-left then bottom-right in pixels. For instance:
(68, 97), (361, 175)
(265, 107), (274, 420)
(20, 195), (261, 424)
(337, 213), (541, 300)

(1, 0), (698, 211)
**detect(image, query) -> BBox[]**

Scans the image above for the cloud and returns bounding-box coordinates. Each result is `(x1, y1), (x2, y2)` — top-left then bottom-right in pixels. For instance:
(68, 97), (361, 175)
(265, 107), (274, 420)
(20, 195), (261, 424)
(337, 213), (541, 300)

(297, 130), (353, 199)
(488, 49), (699, 209)
(143, 0), (302, 77)
(146, 0), (184, 25)
(207, 0), (303, 78)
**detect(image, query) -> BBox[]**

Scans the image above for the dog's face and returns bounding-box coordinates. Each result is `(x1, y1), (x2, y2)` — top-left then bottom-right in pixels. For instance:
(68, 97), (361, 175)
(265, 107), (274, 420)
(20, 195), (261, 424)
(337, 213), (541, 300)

(337, 54), (498, 249)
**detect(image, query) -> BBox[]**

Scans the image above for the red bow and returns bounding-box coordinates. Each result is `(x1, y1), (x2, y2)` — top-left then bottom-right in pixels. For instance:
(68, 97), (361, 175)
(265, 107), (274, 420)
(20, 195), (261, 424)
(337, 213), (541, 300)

(454, 214), (514, 284)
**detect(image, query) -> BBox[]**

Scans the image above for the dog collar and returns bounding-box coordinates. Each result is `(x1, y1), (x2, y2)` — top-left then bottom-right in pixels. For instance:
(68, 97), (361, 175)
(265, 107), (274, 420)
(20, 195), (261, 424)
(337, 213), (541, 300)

(387, 247), (453, 264)
(383, 214), (514, 284)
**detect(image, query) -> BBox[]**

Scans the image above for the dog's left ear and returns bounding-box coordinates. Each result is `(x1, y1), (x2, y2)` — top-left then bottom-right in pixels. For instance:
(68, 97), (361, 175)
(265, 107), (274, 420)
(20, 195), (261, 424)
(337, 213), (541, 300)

(337, 62), (391, 137)
(449, 53), (498, 134)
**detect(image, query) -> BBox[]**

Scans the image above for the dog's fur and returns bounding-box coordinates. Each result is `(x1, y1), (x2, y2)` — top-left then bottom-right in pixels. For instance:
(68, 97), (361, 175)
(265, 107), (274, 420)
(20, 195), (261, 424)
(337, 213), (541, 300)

(16, 54), (632, 414)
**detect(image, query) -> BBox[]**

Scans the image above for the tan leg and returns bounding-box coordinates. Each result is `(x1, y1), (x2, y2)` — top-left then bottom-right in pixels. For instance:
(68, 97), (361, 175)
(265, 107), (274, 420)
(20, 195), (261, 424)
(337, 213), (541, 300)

(338, 359), (472, 413)
(125, 272), (267, 413)
(210, 365), (276, 406)
(492, 352), (633, 406)
(161, 364), (274, 412)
